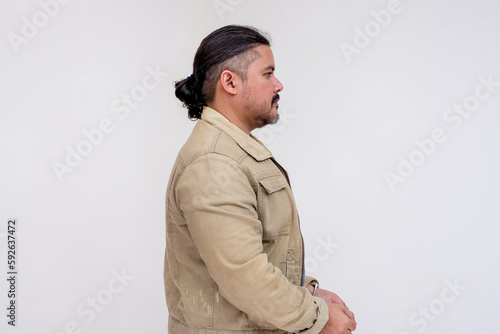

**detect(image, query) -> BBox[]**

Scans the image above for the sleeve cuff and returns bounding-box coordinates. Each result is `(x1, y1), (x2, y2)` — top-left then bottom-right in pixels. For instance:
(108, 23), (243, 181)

(304, 275), (320, 289)
(298, 297), (329, 334)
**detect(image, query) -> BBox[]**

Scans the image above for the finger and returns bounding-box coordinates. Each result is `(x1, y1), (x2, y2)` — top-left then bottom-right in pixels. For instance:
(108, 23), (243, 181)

(342, 306), (356, 322)
(329, 293), (346, 306)
(333, 295), (346, 306)
(347, 318), (357, 331)
(340, 319), (356, 334)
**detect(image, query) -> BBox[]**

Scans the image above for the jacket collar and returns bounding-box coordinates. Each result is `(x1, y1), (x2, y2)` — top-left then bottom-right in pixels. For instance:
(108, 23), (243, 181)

(201, 106), (273, 162)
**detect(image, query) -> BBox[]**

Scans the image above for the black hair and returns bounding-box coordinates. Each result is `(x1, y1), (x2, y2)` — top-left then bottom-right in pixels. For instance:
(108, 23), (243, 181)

(174, 25), (271, 120)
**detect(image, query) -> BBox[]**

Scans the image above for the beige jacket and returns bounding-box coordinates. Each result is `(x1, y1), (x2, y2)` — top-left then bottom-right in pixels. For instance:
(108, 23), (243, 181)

(164, 107), (328, 333)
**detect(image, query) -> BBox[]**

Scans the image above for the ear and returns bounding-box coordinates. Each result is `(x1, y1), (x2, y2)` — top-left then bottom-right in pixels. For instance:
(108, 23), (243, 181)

(219, 70), (241, 96)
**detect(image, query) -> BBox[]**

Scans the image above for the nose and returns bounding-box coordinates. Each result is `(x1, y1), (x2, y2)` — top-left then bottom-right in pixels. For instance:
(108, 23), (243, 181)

(273, 76), (283, 93)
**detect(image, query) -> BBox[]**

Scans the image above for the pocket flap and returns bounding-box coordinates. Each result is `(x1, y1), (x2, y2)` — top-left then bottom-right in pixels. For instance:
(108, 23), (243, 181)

(258, 175), (288, 194)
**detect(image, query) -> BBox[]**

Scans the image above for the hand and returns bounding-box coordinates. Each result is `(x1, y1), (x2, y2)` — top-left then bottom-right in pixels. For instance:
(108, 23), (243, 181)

(306, 285), (356, 323)
(311, 287), (348, 307)
(318, 303), (357, 334)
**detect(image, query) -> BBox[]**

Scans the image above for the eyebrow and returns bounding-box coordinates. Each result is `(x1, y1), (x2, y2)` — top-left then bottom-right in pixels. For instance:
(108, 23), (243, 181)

(263, 65), (275, 72)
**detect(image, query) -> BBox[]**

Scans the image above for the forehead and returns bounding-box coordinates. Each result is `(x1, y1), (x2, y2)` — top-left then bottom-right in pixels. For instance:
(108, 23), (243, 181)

(250, 45), (275, 70)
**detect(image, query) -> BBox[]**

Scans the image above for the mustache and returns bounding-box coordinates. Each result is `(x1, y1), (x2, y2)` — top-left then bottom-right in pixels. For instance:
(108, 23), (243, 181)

(272, 94), (280, 104)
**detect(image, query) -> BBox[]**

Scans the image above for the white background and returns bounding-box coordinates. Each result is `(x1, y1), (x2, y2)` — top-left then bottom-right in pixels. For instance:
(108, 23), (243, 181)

(1, 0), (499, 333)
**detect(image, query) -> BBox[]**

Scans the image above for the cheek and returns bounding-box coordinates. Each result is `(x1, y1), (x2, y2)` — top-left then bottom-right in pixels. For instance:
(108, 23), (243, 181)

(261, 81), (274, 95)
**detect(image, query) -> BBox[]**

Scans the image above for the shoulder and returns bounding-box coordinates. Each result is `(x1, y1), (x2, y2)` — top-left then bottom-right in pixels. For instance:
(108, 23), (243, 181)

(179, 119), (248, 167)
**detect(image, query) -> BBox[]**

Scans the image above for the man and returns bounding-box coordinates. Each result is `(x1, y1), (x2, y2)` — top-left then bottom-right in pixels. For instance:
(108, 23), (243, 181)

(164, 25), (356, 334)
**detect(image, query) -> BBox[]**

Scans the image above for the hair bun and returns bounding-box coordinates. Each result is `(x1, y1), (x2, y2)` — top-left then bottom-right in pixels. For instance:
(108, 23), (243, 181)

(174, 77), (204, 119)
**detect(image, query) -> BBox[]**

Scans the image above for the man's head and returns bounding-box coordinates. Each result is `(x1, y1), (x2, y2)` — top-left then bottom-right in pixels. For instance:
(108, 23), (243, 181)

(175, 25), (283, 132)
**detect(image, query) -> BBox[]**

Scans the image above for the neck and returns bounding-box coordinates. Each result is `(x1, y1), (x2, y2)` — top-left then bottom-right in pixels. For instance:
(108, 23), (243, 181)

(207, 102), (254, 135)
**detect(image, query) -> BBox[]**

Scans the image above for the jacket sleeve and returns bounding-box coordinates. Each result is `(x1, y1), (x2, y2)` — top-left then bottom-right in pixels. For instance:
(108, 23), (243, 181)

(176, 154), (328, 333)
(304, 276), (320, 289)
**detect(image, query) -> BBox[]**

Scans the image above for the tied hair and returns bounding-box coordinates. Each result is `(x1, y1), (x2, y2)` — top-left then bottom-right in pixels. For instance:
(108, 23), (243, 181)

(174, 70), (206, 120)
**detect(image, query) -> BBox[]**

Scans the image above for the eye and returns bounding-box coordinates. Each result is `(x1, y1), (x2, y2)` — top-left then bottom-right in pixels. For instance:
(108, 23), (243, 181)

(265, 72), (272, 77)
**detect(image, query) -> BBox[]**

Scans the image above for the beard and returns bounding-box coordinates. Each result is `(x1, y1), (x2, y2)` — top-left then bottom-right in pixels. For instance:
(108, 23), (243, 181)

(244, 93), (280, 129)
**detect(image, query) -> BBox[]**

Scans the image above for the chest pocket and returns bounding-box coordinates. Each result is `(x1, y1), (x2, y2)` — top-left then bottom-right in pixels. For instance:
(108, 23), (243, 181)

(257, 173), (292, 240)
